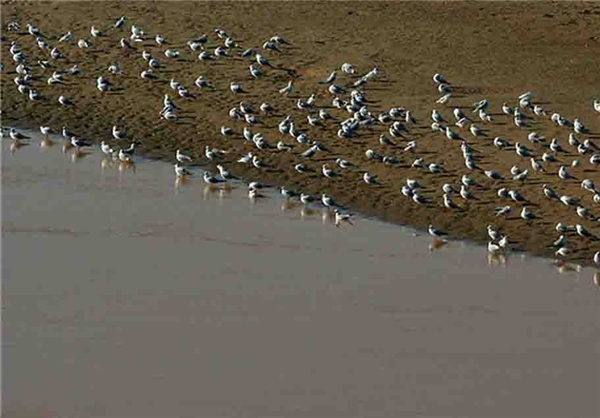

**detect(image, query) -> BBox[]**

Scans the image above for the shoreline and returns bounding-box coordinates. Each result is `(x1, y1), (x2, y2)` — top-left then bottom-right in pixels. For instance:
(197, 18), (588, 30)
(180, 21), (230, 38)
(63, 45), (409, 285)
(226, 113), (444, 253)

(2, 1), (600, 266)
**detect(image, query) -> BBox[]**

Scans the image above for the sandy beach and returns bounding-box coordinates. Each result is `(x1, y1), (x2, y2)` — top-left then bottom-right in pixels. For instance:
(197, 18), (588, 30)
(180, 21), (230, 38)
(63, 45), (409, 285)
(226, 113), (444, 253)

(1, 1), (600, 262)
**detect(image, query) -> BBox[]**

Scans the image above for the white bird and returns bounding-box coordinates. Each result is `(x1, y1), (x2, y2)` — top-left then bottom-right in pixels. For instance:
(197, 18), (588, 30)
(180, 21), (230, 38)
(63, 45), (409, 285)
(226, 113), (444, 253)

(249, 64), (263, 78)
(341, 63), (355, 74)
(460, 185), (476, 200)
(363, 172), (378, 184)
(90, 26), (102, 37)
(555, 247), (570, 257)
(428, 225), (448, 238)
(334, 210), (354, 227)
(521, 207), (535, 221)
(58, 95), (74, 106)
(594, 251), (600, 264)
(205, 146), (224, 160)
(322, 194), (336, 208)
(176, 149), (192, 163)
(279, 81), (293, 95)
(488, 241), (501, 253)
(322, 164), (338, 178)
(174, 164), (191, 177)
(558, 165), (575, 180)
(433, 73), (449, 84)
(230, 82), (244, 93)
(576, 224), (595, 239)
(543, 184), (559, 199)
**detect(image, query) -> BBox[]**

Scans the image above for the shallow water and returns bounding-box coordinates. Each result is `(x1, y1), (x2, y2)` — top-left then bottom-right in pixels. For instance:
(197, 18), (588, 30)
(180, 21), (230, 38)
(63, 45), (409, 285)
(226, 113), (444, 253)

(2, 129), (599, 418)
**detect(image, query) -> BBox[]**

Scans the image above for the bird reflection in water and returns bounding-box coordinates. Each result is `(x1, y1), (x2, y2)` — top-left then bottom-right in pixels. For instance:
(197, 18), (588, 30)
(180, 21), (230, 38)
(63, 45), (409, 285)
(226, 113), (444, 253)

(101, 157), (116, 171)
(118, 159), (136, 173)
(62, 140), (74, 153)
(300, 206), (316, 220)
(281, 199), (296, 212)
(488, 251), (508, 266)
(203, 184), (231, 201)
(174, 175), (190, 190)
(428, 238), (448, 252)
(40, 137), (54, 149)
(10, 139), (29, 154)
(321, 208), (336, 225)
(553, 259), (581, 274)
(70, 149), (90, 163)
(593, 272), (600, 287)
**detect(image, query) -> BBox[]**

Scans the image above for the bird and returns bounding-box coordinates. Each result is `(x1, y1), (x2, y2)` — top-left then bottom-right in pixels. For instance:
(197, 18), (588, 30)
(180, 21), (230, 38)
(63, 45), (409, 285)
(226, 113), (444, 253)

(9, 128), (30, 141)
(363, 172), (379, 185)
(174, 163), (192, 177)
(203, 171), (225, 185)
(176, 149), (192, 163)
(543, 184), (559, 199)
(58, 95), (74, 106)
(521, 207), (536, 221)
(558, 165), (576, 181)
(433, 73), (449, 84)
(334, 210), (354, 227)
(278, 80), (294, 95)
(321, 164), (338, 178)
(576, 224), (596, 239)
(428, 225), (448, 238)
(230, 82), (244, 93)
(322, 194), (337, 208)
(488, 241), (502, 254)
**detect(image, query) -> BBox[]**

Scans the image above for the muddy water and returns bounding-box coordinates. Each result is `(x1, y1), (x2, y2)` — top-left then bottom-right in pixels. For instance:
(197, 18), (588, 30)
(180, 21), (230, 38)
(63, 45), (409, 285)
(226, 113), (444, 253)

(2, 130), (599, 418)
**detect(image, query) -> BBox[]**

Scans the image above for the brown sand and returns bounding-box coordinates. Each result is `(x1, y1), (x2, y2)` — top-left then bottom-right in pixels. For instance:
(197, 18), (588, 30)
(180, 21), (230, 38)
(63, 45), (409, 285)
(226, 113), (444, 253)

(2, 1), (600, 263)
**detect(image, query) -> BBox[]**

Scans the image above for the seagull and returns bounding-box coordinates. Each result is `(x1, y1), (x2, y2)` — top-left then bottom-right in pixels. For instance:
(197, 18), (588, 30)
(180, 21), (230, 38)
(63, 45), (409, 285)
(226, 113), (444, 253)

(576, 224), (596, 239)
(39, 126), (52, 137)
(334, 210), (354, 227)
(428, 225), (448, 238)
(280, 187), (296, 199)
(488, 241), (501, 254)
(110, 125), (126, 140)
(300, 193), (315, 205)
(174, 163), (192, 177)
(363, 172), (379, 184)
(256, 53), (272, 67)
(100, 141), (114, 156)
(322, 194), (336, 208)
(432, 73), (449, 84)
(176, 149), (192, 163)
(558, 165), (576, 180)
(230, 82), (244, 93)
(203, 171), (225, 185)
(543, 184), (559, 199)
(249, 64), (264, 78)
(58, 95), (74, 106)
(9, 128), (30, 141)
(555, 247), (570, 257)
(279, 80), (293, 95)
(521, 206), (536, 221)
(90, 26), (102, 37)
(495, 205), (512, 217)
(70, 136), (91, 149)
(445, 127), (462, 141)
(322, 164), (338, 178)
(322, 71), (337, 84)
(205, 145), (224, 160)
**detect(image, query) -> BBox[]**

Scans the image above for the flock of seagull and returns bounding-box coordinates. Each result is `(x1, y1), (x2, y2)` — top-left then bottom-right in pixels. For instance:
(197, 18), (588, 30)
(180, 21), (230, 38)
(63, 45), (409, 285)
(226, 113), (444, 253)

(2, 18), (600, 266)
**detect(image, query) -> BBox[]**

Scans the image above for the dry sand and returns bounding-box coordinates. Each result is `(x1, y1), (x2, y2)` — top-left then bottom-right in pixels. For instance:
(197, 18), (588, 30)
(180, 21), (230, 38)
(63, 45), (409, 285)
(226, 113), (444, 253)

(2, 1), (600, 263)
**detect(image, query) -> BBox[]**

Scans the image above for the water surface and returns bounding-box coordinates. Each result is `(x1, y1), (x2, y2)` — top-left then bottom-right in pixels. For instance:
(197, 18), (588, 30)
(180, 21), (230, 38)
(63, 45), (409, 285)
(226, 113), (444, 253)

(2, 131), (599, 418)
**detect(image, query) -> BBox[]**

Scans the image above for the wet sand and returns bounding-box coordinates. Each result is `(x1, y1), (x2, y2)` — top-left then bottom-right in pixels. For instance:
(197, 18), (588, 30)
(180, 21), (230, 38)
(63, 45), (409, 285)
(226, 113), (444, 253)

(2, 130), (600, 417)
(1, 1), (600, 264)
